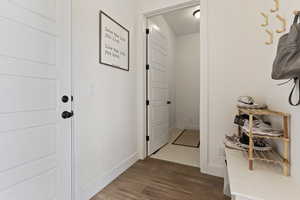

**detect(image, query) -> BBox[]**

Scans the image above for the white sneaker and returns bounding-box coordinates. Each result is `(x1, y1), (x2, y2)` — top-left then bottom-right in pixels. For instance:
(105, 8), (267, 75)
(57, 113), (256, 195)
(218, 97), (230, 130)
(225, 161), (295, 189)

(224, 134), (245, 151)
(242, 119), (283, 137)
(224, 134), (272, 151)
(237, 102), (268, 109)
(238, 96), (255, 105)
(237, 96), (268, 109)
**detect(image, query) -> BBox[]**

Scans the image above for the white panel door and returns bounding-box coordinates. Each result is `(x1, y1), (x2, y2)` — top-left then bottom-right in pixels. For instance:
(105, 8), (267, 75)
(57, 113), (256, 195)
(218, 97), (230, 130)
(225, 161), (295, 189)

(0, 0), (72, 200)
(147, 22), (169, 155)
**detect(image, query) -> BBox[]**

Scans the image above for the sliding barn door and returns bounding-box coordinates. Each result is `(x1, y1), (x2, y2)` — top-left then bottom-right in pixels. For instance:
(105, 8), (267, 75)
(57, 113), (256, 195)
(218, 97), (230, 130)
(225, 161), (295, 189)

(147, 21), (170, 155)
(0, 0), (72, 199)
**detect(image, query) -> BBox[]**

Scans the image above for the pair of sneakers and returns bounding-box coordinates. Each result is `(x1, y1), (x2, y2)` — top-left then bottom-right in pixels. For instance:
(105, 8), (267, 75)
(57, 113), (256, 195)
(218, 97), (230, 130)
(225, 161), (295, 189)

(242, 118), (283, 137)
(238, 133), (272, 151)
(224, 133), (272, 151)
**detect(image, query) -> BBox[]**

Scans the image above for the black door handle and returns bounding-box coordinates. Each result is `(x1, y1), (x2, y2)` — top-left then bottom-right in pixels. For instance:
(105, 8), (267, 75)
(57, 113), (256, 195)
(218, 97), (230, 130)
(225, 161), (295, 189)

(62, 111), (74, 119)
(61, 95), (69, 103)
(167, 101), (171, 105)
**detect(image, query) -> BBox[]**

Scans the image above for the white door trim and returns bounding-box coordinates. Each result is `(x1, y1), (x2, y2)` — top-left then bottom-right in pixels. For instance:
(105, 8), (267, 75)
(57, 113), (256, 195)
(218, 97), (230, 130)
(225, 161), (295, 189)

(57, 0), (74, 199)
(136, 0), (215, 175)
(199, 0), (210, 175)
(56, 0), (73, 199)
(199, 0), (223, 177)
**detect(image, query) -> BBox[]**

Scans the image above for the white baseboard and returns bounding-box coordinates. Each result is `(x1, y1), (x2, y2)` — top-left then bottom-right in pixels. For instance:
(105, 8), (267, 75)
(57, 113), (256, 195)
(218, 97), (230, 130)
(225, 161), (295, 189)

(80, 153), (139, 200)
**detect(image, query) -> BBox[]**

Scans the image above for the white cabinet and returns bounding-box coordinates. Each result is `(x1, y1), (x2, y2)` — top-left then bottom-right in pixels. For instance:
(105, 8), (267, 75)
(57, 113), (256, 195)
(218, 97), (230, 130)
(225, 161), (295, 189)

(225, 148), (300, 200)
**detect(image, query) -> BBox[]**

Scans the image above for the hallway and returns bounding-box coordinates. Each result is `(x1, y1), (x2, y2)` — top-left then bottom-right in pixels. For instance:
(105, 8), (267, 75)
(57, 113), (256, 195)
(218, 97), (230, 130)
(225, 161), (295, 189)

(151, 129), (200, 167)
(90, 159), (229, 200)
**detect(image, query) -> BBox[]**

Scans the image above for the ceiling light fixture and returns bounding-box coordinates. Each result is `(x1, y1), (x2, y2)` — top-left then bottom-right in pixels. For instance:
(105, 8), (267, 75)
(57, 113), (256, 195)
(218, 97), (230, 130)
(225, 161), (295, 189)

(193, 9), (200, 19)
(152, 24), (160, 31)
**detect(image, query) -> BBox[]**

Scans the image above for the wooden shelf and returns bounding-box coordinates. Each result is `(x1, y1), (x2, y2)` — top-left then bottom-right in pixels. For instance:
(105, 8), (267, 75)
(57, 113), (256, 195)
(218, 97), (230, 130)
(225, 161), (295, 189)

(237, 107), (290, 176)
(239, 108), (289, 117)
(243, 149), (289, 166)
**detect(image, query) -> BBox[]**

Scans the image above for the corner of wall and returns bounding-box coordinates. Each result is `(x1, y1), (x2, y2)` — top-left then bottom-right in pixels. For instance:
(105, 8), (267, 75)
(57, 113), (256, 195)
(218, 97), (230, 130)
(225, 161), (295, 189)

(201, 163), (225, 178)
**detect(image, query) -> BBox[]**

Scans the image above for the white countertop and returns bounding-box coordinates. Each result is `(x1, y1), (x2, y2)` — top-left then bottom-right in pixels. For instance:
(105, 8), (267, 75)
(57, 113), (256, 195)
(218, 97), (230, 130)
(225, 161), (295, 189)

(225, 148), (300, 200)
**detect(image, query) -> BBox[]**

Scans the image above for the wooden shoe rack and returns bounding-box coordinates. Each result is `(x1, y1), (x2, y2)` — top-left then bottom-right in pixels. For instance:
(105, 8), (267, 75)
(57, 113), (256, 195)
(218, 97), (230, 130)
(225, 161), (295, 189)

(237, 108), (290, 176)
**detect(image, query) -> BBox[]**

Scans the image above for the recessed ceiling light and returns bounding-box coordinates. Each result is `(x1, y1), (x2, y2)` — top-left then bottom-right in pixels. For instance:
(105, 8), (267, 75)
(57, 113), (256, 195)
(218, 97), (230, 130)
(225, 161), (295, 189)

(193, 9), (200, 19)
(151, 24), (160, 31)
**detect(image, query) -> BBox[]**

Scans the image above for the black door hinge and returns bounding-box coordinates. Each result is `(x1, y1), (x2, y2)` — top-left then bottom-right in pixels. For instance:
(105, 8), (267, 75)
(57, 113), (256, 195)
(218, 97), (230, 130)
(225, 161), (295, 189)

(146, 100), (150, 106)
(146, 28), (150, 35)
(146, 64), (150, 70)
(146, 135), (150, 141)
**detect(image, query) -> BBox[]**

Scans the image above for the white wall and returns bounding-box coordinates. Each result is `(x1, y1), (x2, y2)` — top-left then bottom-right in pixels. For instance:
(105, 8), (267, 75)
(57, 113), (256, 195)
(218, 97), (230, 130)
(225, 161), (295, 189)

(251, 0), (300, 183)
(202, 0), (300, 182)
(72, 0), (139, 199)
(201, 0), (270, 176)
(148, 16), (177, 129)
(138, 0), (300, 184)
(175, 33), (200, 130)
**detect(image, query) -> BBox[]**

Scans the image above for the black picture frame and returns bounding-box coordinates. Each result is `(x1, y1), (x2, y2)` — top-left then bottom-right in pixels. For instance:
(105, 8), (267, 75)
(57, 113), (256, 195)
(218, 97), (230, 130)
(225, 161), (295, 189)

(99, 11), (130, 71)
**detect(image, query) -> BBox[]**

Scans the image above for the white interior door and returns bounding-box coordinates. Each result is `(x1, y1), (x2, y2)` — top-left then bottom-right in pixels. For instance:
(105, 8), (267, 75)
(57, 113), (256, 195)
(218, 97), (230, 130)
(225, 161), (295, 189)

(147, 22), (169, 155)
(0, 0), (72, 200)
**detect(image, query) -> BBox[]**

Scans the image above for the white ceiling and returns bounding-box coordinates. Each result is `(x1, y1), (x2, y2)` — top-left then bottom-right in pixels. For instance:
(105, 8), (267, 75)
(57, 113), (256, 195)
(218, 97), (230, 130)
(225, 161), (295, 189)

(162, 5), (200, 36)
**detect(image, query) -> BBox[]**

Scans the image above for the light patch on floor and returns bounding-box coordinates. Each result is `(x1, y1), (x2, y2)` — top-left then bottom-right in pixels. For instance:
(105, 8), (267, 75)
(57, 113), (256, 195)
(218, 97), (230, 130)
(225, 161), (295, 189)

(151, 128), (200, 167)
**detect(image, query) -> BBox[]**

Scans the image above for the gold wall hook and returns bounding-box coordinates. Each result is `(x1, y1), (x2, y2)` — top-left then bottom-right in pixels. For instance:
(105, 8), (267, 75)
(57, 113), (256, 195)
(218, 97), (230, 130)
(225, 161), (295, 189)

(260, 12), (269, 27)
(276, 14), (287, 33)
(265, 29), (274, 45)
(270, 0), (279, 13)
(294, 10), (300, 15)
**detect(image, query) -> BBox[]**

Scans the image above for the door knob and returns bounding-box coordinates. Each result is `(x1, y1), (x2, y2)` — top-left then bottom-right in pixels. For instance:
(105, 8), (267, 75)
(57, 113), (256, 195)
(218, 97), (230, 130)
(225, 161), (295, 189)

(61, 95), (69, 103)
(167, 101), (171, 104)
(61, 111), (74, 119)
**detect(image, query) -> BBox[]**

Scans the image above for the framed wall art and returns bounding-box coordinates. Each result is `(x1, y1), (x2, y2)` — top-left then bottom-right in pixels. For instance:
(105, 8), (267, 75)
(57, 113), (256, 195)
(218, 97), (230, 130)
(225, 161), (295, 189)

(99, 11), (130, 71)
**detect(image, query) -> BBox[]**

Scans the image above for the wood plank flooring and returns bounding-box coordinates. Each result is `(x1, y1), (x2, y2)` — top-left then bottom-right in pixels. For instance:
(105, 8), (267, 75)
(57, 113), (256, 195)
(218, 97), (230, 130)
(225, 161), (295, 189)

(91, 158), (230, 200)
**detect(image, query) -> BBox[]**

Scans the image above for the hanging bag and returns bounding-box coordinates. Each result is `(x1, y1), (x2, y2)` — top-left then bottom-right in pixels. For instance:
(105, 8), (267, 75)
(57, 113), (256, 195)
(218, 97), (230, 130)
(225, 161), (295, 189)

(272, 13), (300, 106)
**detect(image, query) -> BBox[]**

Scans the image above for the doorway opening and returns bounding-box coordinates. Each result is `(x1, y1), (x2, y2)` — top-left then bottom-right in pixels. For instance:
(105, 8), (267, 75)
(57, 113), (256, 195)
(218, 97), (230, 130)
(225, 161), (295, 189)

(145, 4), (201, 168)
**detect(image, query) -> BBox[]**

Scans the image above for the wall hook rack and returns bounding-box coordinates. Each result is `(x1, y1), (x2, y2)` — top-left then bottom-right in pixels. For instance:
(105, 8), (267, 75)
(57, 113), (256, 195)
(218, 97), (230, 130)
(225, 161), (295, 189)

(270, 0), (279, 13)
(260, 12), (269, 27)
(276, 14), (287, 33)
(265, 29), (274, 45)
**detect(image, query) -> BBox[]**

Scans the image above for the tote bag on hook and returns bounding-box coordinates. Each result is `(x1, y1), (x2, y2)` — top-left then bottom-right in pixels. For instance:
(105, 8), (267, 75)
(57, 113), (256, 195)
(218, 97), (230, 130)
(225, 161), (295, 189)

(272, 13), (300, 106)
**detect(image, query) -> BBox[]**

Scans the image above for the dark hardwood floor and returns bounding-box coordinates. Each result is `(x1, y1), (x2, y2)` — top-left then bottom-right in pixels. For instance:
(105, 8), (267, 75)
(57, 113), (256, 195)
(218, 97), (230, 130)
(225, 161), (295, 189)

(91, 158), (230, 200)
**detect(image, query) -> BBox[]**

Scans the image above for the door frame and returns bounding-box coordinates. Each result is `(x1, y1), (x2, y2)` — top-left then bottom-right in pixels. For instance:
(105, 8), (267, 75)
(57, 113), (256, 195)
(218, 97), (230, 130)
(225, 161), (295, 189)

(136, 0), (212, 175)
(57, 0), (74, 199)
(58, 0), (74, 199)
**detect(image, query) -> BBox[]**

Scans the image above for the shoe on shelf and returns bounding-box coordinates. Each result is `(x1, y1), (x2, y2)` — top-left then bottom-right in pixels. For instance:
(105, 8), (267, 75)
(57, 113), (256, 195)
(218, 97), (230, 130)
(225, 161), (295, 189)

(224, 134), (245, 151)
(242, 119), (283, 137)
(237, 96), (268, 109)
(239, 133), (272, 151)
(234, 114), (258, 126)
(238, 96), (255, 105)
(224, 133), (272, 151)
